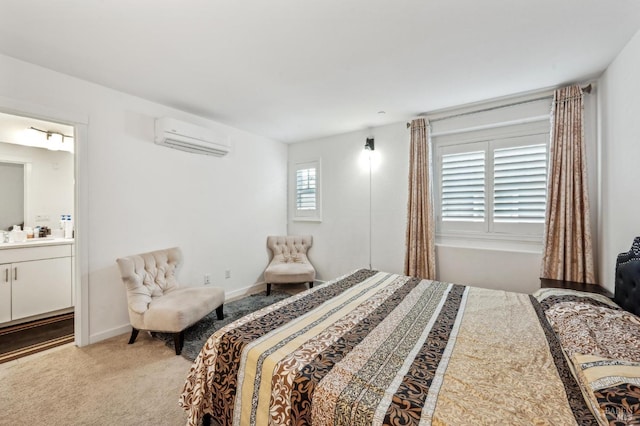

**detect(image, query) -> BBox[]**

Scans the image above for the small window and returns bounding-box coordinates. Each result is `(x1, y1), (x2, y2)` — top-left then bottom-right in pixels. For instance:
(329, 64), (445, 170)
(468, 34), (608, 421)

(292, 159), (321, 221)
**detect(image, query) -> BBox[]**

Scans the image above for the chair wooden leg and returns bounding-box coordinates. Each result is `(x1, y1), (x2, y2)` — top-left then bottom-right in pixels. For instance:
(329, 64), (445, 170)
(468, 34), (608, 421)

(266, 283), (272, 296)
(309, 281), (314, 289)
(202, 413), (212, 426)
(216, 304), (224, 320)
(128, 328), (139, 344)
(173, 331), (184, 355)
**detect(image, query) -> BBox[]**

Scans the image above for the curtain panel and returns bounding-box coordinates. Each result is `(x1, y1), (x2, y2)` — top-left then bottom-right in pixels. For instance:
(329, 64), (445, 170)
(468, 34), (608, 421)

(404, 118), (436, 280)
(541, 85), (596, 284)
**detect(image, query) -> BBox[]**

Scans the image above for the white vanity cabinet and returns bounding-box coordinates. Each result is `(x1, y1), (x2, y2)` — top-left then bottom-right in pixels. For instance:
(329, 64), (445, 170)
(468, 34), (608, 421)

(0, 242), (73, 323)
(0, 264), (10, 323)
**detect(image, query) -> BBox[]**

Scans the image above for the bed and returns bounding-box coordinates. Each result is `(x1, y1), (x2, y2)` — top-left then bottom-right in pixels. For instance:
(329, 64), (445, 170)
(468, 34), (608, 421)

(180, 261), (640, 425)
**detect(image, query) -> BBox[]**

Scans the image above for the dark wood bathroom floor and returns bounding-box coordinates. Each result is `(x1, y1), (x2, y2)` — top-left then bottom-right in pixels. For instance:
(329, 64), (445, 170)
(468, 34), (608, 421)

(0, 312), (74, 363)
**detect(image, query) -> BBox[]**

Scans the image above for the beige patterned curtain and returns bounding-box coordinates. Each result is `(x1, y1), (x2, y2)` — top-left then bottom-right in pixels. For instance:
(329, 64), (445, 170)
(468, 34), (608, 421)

(404, 118), (436, 280)
(541, 85), (595, 283)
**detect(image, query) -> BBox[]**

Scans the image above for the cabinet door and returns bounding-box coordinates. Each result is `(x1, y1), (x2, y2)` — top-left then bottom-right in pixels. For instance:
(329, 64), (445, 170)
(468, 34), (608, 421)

(0, 263), (10, 323)
(11, 257), (72, 320)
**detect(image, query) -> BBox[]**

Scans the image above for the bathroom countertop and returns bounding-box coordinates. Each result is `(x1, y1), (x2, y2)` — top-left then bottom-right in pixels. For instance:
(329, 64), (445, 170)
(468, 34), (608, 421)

(0, 238), (74, 250)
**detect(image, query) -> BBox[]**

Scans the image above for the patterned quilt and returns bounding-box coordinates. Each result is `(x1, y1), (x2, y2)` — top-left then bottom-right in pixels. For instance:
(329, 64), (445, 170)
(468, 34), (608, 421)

(180, 270), (598, 426)
(536, 288), (640, 425)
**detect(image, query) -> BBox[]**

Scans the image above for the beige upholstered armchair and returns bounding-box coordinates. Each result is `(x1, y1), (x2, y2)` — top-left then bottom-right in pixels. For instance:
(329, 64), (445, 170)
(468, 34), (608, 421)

(116, 247), (225, 355)
(264, 235), (316, 296)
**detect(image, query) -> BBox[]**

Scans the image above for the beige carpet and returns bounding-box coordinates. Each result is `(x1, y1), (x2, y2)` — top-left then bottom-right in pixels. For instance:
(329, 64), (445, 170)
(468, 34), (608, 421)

(0, 331), (192, 425)
(0, 284), (311, 426)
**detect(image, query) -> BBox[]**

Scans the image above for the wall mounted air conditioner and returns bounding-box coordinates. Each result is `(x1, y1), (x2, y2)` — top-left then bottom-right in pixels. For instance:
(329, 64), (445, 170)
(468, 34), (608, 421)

(154, 117), (230, 157)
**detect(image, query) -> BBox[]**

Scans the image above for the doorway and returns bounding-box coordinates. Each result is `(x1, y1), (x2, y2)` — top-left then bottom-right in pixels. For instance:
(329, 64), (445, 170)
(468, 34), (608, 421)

(0, 108), (86, 358)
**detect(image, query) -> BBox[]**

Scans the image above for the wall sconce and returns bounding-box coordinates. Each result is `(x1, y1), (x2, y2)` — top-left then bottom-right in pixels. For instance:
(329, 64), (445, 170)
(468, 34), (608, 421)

(364, 137), (375, 151)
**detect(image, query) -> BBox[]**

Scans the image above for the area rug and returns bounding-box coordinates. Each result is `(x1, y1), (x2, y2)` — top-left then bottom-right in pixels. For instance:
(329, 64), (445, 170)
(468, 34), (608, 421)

(154, 291), (291, 361)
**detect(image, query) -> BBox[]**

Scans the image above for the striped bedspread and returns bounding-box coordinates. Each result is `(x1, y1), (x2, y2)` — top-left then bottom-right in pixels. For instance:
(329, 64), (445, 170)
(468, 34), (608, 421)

(180, 270), (596, 425)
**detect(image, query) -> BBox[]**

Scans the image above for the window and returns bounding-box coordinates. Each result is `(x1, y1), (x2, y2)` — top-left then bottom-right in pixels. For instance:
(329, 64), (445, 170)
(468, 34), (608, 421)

(292, 159), (321, 221)
(436, 133), (548, 239)
(430, 93), (552, 246)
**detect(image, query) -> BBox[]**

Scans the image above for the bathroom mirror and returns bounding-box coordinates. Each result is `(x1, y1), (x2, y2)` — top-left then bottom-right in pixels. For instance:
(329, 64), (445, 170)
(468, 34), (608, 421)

(0, 161), (25, 231)
(0, 112), (74, 234)
(0, 142), (73, 233)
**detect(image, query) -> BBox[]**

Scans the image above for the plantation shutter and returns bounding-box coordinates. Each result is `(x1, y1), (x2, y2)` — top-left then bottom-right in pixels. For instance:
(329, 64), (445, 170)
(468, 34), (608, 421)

(296, 167), (316, 210)
(441, 150), (485, 222)
(293, 159), (322, 221)
(493, 144), (547, 223)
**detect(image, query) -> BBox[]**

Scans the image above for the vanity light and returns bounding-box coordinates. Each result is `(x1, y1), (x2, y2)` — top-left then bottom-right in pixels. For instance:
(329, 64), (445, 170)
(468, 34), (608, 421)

(27, 127), (74, 152)
(48, 133), (63, 151)
(29, 126), (73, 141)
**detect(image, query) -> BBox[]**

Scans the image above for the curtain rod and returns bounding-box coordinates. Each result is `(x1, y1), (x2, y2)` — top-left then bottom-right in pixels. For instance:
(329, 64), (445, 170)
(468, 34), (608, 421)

(406, 84), (592, 129)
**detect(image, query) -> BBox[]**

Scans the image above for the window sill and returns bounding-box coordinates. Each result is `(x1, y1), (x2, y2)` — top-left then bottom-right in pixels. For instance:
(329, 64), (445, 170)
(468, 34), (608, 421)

(436, 233), (543, 254)
(292, 217), (322, 223)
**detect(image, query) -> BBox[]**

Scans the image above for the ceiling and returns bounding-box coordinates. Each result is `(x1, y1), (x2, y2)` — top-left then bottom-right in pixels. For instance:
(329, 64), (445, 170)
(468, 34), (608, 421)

(1, 1), (640, 143)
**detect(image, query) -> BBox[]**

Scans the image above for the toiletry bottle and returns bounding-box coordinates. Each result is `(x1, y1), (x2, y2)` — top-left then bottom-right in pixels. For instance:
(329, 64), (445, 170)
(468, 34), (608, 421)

(64, 215), (73, 239)
(9, 225), (26, 243)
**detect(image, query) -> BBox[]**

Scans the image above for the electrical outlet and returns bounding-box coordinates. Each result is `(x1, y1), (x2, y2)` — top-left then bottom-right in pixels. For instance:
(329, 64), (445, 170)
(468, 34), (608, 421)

(225, 270), (231, 279)
(204, 274), (211, 285)
(35, 214), (50, 222)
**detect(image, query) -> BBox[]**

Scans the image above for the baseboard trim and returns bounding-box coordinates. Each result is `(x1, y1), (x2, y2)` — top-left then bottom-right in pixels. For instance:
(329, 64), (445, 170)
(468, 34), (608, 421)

(0, 308), (74, 329)
(226, 282), (267, 301)
(0, 312), (74, 336)
(89, 284), (268, 344)
(90, 324), (131, 344)
(89, 280), (317, 345)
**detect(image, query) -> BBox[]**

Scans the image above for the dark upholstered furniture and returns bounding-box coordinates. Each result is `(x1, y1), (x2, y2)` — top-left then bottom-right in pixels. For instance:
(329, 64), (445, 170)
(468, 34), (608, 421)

(614, 237), (640, 316)
(540, 278), (614, 298)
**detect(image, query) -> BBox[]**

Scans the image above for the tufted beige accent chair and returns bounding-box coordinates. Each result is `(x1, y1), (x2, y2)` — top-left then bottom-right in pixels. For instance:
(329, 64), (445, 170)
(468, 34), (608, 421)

(116, 247), (225, 355)
(264, 235), (316, 296)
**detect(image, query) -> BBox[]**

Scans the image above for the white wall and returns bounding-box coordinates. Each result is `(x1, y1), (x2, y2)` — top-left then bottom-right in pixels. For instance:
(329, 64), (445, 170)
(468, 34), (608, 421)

(0, 53), (288, 343)
(288, 122), (545, 293)
(437, 246), (541, 293)
(289, 92), (599, 294)
(0, 142), (74, 231)
(288, 123), (410, 280)
(598, 29), (640, 293)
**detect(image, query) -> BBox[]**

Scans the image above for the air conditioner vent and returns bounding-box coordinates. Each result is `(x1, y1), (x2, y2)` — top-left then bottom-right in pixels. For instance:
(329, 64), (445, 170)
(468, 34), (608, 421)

(154, 118), (230, 157)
